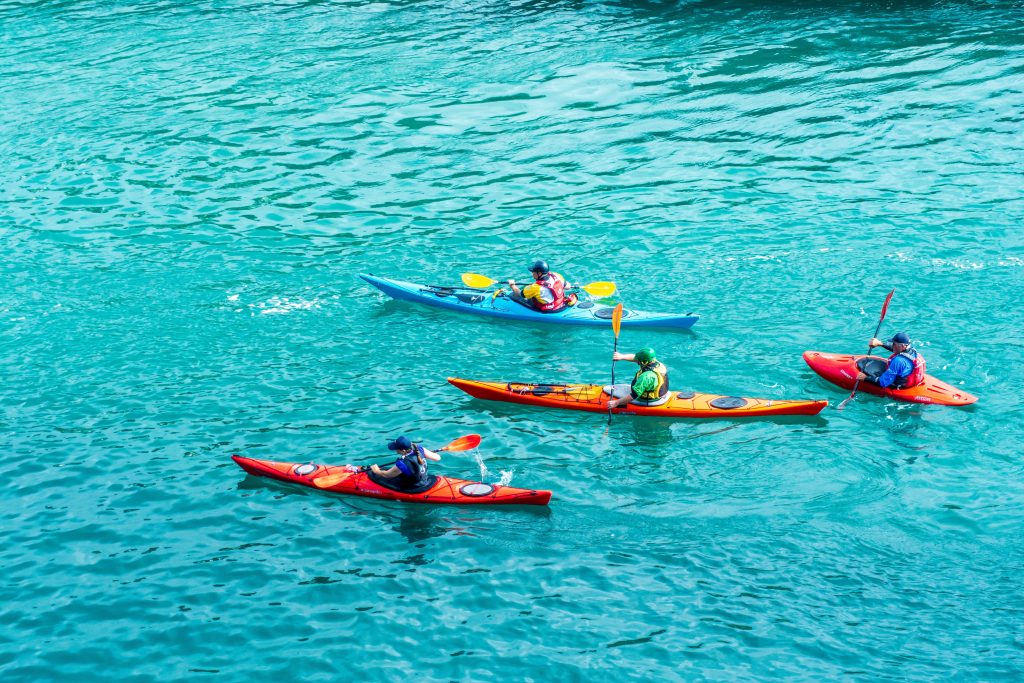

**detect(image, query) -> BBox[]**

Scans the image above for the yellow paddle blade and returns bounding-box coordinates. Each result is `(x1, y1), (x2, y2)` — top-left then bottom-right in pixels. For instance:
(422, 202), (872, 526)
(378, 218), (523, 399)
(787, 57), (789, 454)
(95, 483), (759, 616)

(580, 281), (616, 297)
(461, 273), (498, 288)
(611, 303), (624, 338)
(313, 472), (350, 488)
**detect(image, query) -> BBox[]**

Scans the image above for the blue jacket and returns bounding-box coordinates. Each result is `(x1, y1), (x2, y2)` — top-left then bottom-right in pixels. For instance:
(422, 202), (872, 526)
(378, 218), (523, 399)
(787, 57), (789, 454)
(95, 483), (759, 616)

(877, 353), (915, 388)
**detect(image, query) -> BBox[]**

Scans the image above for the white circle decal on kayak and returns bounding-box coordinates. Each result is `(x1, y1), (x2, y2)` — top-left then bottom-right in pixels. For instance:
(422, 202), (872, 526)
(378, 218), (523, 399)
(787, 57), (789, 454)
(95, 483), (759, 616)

(293, 463), (318, 476)
(460, 483), (495, 497)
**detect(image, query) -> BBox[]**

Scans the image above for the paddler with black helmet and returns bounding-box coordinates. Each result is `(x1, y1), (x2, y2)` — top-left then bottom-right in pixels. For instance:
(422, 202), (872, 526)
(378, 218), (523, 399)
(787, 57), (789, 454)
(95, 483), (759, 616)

(506, 260), (577, 312)
(607, 347), (671, 408)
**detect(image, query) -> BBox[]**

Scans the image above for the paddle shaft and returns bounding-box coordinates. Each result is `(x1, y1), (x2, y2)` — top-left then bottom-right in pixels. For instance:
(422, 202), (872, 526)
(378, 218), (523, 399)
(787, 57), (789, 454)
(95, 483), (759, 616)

(839, 290), (895, 409)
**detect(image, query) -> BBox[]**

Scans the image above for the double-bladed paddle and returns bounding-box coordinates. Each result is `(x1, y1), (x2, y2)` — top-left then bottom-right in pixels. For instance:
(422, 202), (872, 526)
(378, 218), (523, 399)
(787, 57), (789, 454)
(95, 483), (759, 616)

(837, 289), (896, 410)
(461, 272), (616, 298)
(312, 434), (482, 488)
(608, 303), (624, 425)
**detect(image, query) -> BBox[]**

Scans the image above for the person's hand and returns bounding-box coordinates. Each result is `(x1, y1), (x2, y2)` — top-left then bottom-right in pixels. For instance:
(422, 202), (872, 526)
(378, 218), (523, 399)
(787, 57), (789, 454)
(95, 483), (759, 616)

(606, 399), (618, 410)
(868, 338), (882, 348)
(506, 279), (515, 286)
(370, 464), (381, 475)
(612, 351), (628, 361)
(856, 372), (867, 381)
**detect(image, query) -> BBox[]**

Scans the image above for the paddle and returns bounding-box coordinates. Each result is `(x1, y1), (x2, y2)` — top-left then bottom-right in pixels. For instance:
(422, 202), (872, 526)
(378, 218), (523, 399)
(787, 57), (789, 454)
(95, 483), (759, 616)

(837, 289), (896, 410)
(461, 272), (616, 298)
(608, 303), (624, 425)
(312, 434), (482, 488)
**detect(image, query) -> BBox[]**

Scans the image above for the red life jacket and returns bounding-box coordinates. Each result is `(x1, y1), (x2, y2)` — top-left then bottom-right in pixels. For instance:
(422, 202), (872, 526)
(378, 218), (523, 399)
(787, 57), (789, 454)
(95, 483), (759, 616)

(535, 272), (567, 312)
(888, 348), (926, 388)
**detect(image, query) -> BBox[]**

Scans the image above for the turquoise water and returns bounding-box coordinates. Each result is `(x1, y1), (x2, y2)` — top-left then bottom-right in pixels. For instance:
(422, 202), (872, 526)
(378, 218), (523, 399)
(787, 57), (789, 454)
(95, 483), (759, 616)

(2, 0), (1023, 679)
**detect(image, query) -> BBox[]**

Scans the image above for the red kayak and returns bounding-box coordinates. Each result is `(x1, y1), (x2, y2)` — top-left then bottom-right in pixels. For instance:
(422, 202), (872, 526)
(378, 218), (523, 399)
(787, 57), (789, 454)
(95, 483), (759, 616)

(232, 455), (552, 506)
(803, 351), (977, 406)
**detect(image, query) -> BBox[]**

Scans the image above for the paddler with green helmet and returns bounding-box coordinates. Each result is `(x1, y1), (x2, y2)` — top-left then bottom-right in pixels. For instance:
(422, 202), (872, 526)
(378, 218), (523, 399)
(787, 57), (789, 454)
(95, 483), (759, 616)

(607, 347), (671, 408)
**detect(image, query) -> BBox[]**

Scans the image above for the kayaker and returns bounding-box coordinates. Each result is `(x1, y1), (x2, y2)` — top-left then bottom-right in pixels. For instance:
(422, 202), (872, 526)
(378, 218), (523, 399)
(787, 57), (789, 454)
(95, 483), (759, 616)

(855, 331), (926, 389)
(505, 260), (577, 312)
(370, 436), (441, 490)
(607, 347), (671, 408)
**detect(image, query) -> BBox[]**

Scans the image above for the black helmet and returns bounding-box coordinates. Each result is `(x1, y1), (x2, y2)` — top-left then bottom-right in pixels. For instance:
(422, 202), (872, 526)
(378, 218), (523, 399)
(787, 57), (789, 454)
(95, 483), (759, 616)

(528, 260), (549, 275)
(890, 331), (911, 345)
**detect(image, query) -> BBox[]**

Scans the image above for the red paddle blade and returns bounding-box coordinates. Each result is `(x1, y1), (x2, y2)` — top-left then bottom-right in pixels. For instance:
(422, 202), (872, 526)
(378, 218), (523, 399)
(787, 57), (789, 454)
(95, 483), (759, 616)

(611, 303), (624, 339)
(880, 289), (895, 322)
(441, 434), (481, 452)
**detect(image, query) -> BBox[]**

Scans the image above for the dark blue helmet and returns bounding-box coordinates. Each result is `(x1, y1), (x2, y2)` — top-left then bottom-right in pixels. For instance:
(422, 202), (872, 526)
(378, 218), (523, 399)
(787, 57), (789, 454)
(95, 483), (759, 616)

(890, 332), (911, 345)
(528, 260), (549, 275)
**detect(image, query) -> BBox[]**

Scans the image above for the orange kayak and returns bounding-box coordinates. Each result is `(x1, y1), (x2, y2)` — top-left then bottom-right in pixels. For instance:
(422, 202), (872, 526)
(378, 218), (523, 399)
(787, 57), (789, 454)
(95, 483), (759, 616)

(232, 455), (551, 506)
(448, 378), (827, 418)
(803, 351), (977, 406)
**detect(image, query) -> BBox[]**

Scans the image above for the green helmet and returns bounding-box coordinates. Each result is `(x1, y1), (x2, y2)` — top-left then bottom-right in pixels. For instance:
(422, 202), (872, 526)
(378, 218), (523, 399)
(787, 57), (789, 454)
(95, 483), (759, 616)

(635, 347), (656, 364)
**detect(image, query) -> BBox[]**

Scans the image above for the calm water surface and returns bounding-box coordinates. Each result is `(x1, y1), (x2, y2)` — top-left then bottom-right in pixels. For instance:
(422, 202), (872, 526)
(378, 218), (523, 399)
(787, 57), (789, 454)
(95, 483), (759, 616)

(2, 0), (1023, 680)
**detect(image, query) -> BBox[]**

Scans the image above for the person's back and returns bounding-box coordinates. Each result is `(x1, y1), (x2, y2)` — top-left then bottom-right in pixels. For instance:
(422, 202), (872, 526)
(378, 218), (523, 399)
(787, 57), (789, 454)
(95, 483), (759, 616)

(370, 436), (441, 491)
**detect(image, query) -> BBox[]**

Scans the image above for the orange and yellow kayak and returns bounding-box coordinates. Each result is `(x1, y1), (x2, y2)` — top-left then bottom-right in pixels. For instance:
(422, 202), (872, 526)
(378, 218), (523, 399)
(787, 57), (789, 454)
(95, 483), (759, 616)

(803, 351), (977, 406)
(448, 378), (827, 418)
(232, 455), (551, 506)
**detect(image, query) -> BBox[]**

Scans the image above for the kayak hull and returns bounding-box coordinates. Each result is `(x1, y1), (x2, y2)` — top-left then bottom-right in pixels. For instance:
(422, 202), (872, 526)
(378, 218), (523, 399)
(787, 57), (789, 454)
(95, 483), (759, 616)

(232, 455), (551, 506)
(448, 378), (827, 418)
(802, 351), (977, 406)
(359, 273), (699, 330)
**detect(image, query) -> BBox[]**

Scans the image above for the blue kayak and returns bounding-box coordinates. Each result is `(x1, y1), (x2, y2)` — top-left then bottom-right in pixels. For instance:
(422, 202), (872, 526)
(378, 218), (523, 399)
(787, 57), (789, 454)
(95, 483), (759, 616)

(359, 274), (700, 330)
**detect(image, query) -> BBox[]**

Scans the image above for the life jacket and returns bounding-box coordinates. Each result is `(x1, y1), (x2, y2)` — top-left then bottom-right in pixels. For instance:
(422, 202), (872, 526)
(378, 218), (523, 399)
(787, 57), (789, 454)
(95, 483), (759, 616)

(888, 347), (926, 389)
(534, 272), (567, 312)
(630, 360), (669, 400)
(393, 444), (430, 488)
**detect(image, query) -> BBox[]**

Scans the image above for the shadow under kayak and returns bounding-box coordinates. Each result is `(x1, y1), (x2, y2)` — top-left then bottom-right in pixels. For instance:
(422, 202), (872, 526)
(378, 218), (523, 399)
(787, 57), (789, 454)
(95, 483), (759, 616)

(803, 351), (977, 406)
(448, 378), (828, 418)
(232, 455), (552, 506)
(360, 273), (699, 330)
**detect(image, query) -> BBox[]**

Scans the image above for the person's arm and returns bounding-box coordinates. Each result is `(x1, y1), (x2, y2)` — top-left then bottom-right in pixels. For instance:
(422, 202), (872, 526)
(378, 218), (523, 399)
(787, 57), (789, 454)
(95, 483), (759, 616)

(613, 352), (637, 363)
(875, 355), (911, 388)
(868, 338), (893, 352)
(507, 280), (521, 296)
(421, 448), (441, 462)
(371, 464), (401, 478)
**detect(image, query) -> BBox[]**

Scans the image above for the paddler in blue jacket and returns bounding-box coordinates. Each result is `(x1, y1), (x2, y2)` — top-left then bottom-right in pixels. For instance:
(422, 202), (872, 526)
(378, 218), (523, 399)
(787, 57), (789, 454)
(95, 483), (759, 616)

(370, 436), (441, 491)
(855, 331), (926, 389)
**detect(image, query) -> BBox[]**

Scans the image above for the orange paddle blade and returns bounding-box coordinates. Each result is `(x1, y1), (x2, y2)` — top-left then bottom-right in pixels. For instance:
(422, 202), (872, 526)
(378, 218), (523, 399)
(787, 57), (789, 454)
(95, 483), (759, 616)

(439, 434), (481, 452)
(611, 303), (624, 338)
(313, 471), (350, 488)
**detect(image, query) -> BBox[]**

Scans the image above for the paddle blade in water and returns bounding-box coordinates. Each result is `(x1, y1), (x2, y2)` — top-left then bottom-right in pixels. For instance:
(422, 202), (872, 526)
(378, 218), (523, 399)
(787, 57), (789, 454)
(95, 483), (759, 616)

(462, 273), (497, 288)
(440, 434), (481, 452)
(581, 281), (616, 297)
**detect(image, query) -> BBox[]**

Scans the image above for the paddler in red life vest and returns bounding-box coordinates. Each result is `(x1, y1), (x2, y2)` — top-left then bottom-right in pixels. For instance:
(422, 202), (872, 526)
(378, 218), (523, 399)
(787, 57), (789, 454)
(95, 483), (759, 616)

(506, 260), (577, 313)
(607, 347), (671, 408)
(855, 331), (927, 389)
(369, 436), (442, 491)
